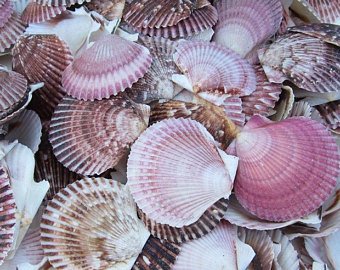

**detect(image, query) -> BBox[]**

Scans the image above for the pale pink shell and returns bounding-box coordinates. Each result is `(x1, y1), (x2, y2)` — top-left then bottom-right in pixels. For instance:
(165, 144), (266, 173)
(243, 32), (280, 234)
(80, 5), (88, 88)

(0, 0), (13, 28)
(62, 34), (152, 101)
(21, 2), (66, 24)
(234, 115), (339, 221)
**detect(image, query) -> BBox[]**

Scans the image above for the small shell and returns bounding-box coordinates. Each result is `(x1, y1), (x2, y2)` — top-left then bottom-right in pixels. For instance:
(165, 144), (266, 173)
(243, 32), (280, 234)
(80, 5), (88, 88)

(132, 236), (181, 270)
(40, 177), (150, 270)
(127, 118), (238, 227)
(307, 0), (340, 24)
(124, 0), (196, 28)
(234, 115), (339, 221)
(0, 167), (16, 265)
(173, 41), (256, 96)
(21, 2), (66, 24)
(0, 0), (14, 28)
(316, 101), (340, 131)
(213, 0), (283, 57)
(86, 0), (125, 21)
(241, 65), (282, 120)
(269, 85), (295, 121)
(62, 34), (152, 101)
(49, 96), (150, 175)
(172, 221), (255, 270)
(258, 32), (340, 93)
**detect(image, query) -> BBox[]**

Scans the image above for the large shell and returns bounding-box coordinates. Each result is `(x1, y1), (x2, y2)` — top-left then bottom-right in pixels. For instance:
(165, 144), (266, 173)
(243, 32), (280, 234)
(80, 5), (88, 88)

(172, 221), (255, 270)
(0, 167), (16, 265)
(49, 96), (150, 175)
(173, 41), (256, 96)
(126, 36), (181, 104)
(307, 0), (340, 24)
(40, 177), (150, 270)
(258, 32), (340, 93)
(234, 115), (339, 221)
(62, 34), (152, 101)
(213, 0), (283, 58)
(127, 118), (238, 227)
(21, 2), (66, 24)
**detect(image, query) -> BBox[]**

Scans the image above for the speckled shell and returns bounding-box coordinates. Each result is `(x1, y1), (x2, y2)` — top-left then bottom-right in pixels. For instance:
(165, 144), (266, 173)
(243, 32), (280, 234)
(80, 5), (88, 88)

(127, 118), (238, 228)
(86, 0), (125, 20)
(213, 0), (283, 57)
(258, 32), (340, 93)
(21, 2), (66, 24)
(0, 167), (16, 265)
(307, 0), (340, 24)
(124, 0), (197, 28)
(49, 96), (150, 175)
(173, 41), (256, 96)
(62, 34), (152, 101)
(33, 0), (90, 7)
(234, 115), (339, 221)
(40, 177), (150, 270)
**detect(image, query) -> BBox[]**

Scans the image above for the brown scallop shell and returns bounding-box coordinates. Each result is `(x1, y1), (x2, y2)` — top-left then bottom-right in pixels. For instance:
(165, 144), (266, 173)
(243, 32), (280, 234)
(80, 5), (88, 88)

(307, 0), (340, 24)
(86, 0), (125, 21)
(49, 95), (149, 175)
(21, 2), (66, 24)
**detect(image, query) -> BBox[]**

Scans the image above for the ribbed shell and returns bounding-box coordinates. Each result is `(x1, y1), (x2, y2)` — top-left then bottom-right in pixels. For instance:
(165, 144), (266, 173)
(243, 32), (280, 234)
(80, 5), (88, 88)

(316, 101), (340, 131)
(258, 32), (340, 93)
(124, 0), (197, 28)
(40, 177), (150, 270)
(173, 41), (256, 96)
(127, 118), (237, 227)
(234, 115), (339, 221)
(132, 236), (181, 270)
(241, 65), (282, 120)
(213, 0), (283, 57)
(138, 199), (229, 244)
(0, 167), (16, 265)
(126, 36), (180, 104)
(62, 34), (152, 101)
(307, 0), (340, 24)
(21, 2), (66, 24)
(290, 0), (321, 23)
(33, 0), (90, 7)
(86, 0), (125, 20)
(0, 0), (13, 28)
(49, 96), (149, 175)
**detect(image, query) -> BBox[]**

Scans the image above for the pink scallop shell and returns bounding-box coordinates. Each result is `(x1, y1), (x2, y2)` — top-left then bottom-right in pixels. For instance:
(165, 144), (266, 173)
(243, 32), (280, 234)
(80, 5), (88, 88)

(234, 115), (339, 221)
(0, 0), (13, 28)
(307, 0), (340, 24)
(213, 0), (283, 57)
(127, 118), (237, 227)
(21, 2), (66, 24)
(173, 41), (256, 96)
(62, 34), (152, 101)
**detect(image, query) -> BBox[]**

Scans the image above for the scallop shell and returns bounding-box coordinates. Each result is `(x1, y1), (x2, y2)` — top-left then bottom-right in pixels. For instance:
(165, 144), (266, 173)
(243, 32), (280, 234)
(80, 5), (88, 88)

(49, 96), (150, 175)
(213, 0), (283, 58)
(288, 100), (314, 118)
(307, 0), (340, 24)
(0, 167), (16, 265)
(40, 177), (150, 270)
(290, 0), (321, 23)
(185, 27), (214, 42)
(0, 0), (13, 28)
(33, 0), (90, 7)
(173, 41), (256, 96)
(21, 2), (66, 24)
(138, 198), (229, 244)
(172, 221), (255, 270)
(132, 236), (181, 270)
(269, 85), (295, 121)
(316, 101), (340, 131)
(126, 36), (181, 104)
(137, 4), (218, 39)
(123, 0), (197, 29)
(62, 34), (152, 101)
(86, 0), (125, 21)
(234, 115), (339, 221)
(241, 65), (282, 120)
(127, 118), (238, 227)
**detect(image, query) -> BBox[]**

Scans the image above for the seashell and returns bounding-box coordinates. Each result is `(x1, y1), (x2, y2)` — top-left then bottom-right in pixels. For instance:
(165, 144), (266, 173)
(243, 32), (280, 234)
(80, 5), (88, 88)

(49, 95), (150, 175)
(62, 34), (152, 101)
(0, 167), (16, 265)
(132, 236), (181, 270)
(306, 0), (340, 24)
(127, 118), (239, 227)
(269, 85), (295, 121)
(288, 100), (314, 118)
(258, 32), (340, 93)
(0, 12), (26, 53)
(185, 27), (214, 42)
(213, 0), (283, 58)
(172, 41), (256, 96)
(138, 198), (229, 243)
(123, 0), (197, 29)
(21, 2), (66, 24)
(126, 36), (181, 104)
(172, 220), (255, 270)
(5, 110), (42, 154)
(33, 0), (90, 7)
(0, 0), (14, 28)
(40, 177), (150, 270)
(315, 101), (340, 131)
(241, 65), (282, 120)
(86, 0), (125, 21)
(290, 0), (321, 23)
(137, 4), (218, 39)
(234, 115), (339, 222)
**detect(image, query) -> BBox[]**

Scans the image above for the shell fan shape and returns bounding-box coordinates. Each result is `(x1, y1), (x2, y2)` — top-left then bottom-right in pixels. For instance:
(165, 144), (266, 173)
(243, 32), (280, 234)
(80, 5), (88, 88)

(234, 115), (339, 222)
(62, 34), (152, 101)
(127, 118), (238, 228)
(49, 95), (150, 176)
(21, 2), (66, 24)
(0, 11), (25, 53)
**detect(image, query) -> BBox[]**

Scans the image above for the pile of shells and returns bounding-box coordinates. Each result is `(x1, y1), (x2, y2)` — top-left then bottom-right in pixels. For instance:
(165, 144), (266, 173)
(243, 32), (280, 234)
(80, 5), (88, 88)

(0, 0), (339, 269)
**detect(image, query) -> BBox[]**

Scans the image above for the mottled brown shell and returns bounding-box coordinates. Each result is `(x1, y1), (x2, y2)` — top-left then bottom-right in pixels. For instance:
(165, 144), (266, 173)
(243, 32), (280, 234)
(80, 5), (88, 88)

(86, 0), (125, 20)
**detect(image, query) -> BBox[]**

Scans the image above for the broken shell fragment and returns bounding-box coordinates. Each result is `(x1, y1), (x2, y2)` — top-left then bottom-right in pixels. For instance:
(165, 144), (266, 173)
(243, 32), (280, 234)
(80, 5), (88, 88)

(86, 0), (125, 21)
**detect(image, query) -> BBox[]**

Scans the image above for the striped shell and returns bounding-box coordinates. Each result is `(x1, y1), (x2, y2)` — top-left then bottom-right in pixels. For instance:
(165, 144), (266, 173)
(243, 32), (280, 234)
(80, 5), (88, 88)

(0, 0), (13, 28)
(316, 101), (340, 131)
(21, 2), (66, 24)
(86, 0), (125, 21)
(307, 0), (340, 24)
